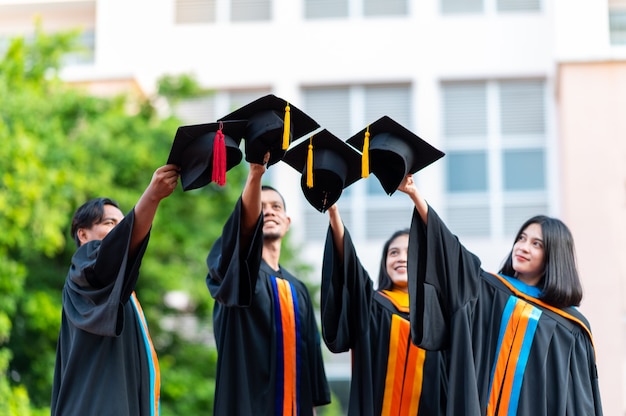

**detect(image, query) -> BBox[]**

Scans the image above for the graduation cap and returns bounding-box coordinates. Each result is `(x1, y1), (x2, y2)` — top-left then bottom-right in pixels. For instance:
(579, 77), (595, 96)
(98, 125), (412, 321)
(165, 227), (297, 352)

(347, 116), (445, 195)
(167, 120), (247, 191)
(218, 94), (320, 167)
(283, 129), (362, 213)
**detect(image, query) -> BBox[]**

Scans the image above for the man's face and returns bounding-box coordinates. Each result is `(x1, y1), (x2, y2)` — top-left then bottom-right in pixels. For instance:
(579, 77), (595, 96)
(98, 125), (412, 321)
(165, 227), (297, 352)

(77, 204), (124, 246)
(261, 189), (290, 241)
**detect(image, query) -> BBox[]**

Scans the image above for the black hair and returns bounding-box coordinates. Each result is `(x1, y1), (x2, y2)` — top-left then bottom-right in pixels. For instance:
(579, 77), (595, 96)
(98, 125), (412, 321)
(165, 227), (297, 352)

(70, 197), (120, 247)
(377, 228), (410, 291)
(261, 185), (286, 211)
(499, 215), (583, 308)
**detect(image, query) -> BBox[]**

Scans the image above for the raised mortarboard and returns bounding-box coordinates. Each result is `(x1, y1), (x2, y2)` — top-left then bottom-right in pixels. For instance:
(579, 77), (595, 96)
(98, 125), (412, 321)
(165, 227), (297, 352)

(167, 120), (247, 191)
(283, 129), (362, 213)
(347, 116), (445, 195)
(218, 94), (320, 167)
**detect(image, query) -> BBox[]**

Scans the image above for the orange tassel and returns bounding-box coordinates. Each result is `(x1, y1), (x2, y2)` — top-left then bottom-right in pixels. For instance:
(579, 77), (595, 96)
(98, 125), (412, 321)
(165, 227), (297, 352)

(212, 124), (227, 186)
(362, 126), (370, 178)
(306, 136), (314, 188)
(282, 103), (291, 150)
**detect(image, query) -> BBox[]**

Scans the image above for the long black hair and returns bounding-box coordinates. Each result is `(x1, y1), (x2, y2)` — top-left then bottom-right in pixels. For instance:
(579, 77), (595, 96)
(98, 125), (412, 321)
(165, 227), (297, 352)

(70, 197), (119, 247)
(377, 229), (410, 291)
(499, 215), (583, 308)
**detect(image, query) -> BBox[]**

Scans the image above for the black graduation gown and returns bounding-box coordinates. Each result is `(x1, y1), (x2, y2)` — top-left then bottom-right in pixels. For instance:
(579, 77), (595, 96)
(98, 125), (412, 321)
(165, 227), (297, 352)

(51, 210), (160, 416)
(206, 198), (330, 416)
(408, 206), (603, 416)
(321, 226), (446, 416)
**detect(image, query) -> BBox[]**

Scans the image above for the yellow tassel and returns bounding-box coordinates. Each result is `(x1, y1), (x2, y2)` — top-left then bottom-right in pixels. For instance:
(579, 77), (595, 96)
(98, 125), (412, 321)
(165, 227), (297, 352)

(282, 103), (291, 150)
(362, 126), (370, 178)
(306, 136), (314, 188)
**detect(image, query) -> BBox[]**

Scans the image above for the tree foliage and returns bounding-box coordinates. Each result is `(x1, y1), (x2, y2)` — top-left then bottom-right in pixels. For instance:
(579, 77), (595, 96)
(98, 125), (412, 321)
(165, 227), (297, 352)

(0, 25), (249, 414)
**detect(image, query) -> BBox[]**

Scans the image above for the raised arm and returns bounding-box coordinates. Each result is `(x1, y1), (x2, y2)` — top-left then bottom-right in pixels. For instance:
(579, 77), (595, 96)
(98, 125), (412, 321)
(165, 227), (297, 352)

(130, 164), (179, 256)
(326, 204), (345, 263)
(397, 174), (428, 224)
(240, 152), (270, 252)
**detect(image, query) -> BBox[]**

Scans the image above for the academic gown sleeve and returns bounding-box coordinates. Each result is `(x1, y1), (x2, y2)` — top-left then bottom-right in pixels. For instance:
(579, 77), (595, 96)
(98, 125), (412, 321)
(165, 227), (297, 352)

(321, 225), (374, 352)
(63, 209), (149, 336)
(408, 205), (481, 350)
(206, 197), (264, 306)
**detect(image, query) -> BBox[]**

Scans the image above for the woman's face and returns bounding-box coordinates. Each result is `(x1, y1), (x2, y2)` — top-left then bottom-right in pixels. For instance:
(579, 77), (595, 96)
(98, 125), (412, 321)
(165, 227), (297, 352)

(386, 234), (409, 292)
(512, 222), (546, 286)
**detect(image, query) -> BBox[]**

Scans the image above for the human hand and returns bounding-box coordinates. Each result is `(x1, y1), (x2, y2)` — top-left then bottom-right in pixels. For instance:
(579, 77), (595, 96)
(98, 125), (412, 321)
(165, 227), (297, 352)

(146, 164), (179, 201)
(249, 151), (270, 178)
(397, 174), (417, 196)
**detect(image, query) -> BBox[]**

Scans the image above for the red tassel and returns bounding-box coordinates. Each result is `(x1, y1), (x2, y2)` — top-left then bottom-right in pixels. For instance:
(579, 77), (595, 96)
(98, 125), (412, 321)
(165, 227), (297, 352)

(212, 127), (227, 186)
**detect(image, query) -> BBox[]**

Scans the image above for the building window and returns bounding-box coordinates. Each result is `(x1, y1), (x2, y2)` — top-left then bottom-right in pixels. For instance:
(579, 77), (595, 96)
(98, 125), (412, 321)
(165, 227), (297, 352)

(363, 0), (408, 16)
(173, 89), (270, 125)
(503, 149), (545, 190)
(301, 83), (414, 240)
(173, 95), (217, 124)
(609, 7), (626, 45)
(441, 79), (548, 238)
(305, 0), (348, 19)
(446, 151), (488, 192)
(231, 0), (271, 21)
(441, 0), (483, 14)
(304, 0), (407, 19)
(497, 0), (540, 12)
(175, 0), (216, 24)
(441, 0), (540, 15)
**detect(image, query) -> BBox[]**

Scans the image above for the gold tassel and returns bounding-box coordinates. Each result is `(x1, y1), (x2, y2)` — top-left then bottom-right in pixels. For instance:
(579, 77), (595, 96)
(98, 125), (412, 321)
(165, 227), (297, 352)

(282, 103), (291, 150)
(306, 136), (314, 188)
(362, 126), (370, 178)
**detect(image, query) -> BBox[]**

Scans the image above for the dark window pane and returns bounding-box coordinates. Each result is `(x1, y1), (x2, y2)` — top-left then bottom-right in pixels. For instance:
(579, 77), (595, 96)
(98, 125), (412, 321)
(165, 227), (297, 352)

(446, 151), (488, 192)
(503, 149), (545, 190)
(305, 0), (348, 18)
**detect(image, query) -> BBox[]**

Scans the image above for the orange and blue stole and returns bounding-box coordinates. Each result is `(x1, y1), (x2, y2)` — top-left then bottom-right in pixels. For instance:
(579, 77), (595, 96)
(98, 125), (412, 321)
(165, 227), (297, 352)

(486, 295), (541, 416)
(130, 291), (161, 416)
(486, 273), (595, 416)
(270, 275), (301, 416)
(379, 290), (426, 416)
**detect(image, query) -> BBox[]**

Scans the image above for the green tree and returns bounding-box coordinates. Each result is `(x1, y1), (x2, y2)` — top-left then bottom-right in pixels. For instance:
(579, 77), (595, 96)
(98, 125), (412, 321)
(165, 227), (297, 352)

(0, 25), (247, 414)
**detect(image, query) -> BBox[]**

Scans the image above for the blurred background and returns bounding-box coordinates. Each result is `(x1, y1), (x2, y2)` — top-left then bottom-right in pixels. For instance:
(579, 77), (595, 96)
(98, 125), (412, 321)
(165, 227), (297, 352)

(0, 0), (624, 414)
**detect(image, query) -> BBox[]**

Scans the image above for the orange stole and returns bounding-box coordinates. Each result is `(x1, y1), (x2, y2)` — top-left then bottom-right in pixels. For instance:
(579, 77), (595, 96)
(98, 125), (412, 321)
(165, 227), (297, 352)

(271, 276), (300, 416)
(379, 291), (426, 416)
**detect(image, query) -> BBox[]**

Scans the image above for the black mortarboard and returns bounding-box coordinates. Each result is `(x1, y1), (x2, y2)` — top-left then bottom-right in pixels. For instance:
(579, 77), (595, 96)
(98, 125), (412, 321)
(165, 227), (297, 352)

(347, 116), (445, 195)
(167, 120), (247, 191)
(283, 129), (362, 213)
(218, 94), (320, 167)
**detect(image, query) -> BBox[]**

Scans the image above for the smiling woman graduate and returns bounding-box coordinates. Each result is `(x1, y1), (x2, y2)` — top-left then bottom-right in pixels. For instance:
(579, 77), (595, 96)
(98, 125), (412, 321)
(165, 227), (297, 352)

(404, 173), (604, 416)
(308, 117), (447, 416)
